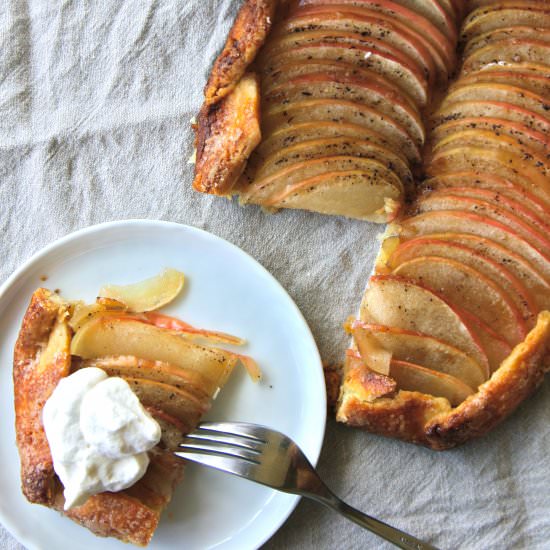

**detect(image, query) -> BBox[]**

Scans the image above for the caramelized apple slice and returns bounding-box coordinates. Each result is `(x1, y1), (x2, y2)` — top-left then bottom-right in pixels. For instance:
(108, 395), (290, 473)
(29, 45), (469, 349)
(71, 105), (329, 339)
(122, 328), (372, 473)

(386, 237), (538, 327)
(263, 73), (425, 146)
(463, 25), (550, 57)
(71, 318), (238, 395)
(262, 99), (421, 163)
(392, 255), (527, 345)
(352, 322), (487, 387)
(250, 137), (412, 186)
(123, 377), (207, 432)
(398, 211), (550, 284)
(98, 268), (185, 313)
(264, 170), (402, 222)
(360, 275), (489, 370)
(389, 359), (474, 406)
(417, 194), (550, 254)
(76, 356), (211, 399)
(461, 6), (550, 42)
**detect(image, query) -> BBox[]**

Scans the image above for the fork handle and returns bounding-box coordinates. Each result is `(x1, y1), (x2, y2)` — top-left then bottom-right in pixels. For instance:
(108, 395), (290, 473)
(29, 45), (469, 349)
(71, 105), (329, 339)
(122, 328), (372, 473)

(306, 491), (439, 550)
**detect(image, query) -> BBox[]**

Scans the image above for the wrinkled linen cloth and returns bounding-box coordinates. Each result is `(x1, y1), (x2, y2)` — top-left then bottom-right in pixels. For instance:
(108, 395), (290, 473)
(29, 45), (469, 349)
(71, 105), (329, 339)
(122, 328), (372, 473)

(1, 1), (549, 549)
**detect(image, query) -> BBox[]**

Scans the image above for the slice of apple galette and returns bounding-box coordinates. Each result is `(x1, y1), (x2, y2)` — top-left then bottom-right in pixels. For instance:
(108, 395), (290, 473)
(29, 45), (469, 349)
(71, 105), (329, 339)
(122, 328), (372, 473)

(14, 270), (258, 546)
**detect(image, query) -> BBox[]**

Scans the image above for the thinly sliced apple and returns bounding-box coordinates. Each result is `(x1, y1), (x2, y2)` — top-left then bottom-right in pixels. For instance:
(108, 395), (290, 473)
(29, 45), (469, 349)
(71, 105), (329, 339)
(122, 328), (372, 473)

(461, 7), (550, 43)
(441, 83), (550, 123)
(391, 255), (527, 344)
(272, 9), (440, 81)
(433, 100), (550, 136)
(98, 268), (185, 313)
(389, 359), (474, 406)
(256, 121), (413, 165)
(427, 146), (550, 197)
(457, 308), (513, 373)
(251, 137), (412, 186)
(360, 275), (489, 369)
(70, 318), (238, 395)
(416, 194), (550, 254)
(77, 356), (211, 399)
(263, 74), (425, 145)
(261, 99), (421, 163)
(241, 156), (403, 204)
(351, 324), (392, 375)
(476, 61), (550, 79)
(422, 172), (550, 217)
(284, 4), (454, 73)
(386, 237), (538, 327)
(398, 211), (550, 284)
(463, 26), (550, 57)
(261, 46), (427, 107)
(459, 72), (550, 105)
(147, 409), (187, 449)
(393, 232), (550, 311)
(123, 377), (207, 430)
(462, 39), (550, 75)
(298, 0), (458, 42)
(430, 118), (550, 161)
(257, 169), (403, 222)
(421, 186), (550, 236)
(352, 322), (488, 387)
(430, 130), (550, 177)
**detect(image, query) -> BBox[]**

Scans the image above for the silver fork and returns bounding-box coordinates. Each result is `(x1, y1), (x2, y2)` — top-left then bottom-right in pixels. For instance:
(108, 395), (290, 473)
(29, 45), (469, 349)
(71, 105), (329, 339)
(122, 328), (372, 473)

(175, 422), (439, 550)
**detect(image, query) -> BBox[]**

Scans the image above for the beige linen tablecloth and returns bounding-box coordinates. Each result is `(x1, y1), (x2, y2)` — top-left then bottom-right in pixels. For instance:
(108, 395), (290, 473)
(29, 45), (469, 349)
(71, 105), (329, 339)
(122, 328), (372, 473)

(1, 1), (548, 549)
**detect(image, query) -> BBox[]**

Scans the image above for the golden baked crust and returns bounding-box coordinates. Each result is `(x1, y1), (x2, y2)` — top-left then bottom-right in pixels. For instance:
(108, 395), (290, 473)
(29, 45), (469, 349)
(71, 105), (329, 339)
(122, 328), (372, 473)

(203, 0), (277, 106)
(194, 73), (261, 195)
(13, 289), (185, 546)
(337, 312), (550, 450)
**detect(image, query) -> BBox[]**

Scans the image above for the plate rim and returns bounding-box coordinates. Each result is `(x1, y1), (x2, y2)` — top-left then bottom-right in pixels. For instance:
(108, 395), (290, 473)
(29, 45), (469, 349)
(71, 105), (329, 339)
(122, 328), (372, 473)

(0, 218), (327, 550)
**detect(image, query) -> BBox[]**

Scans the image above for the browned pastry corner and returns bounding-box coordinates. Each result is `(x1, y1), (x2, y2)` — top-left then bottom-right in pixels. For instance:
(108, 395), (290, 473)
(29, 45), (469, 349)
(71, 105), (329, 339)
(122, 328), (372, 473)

(338, 314), (550, 450)
(203, 0), (277, 106)
(194, 73), (261, 195)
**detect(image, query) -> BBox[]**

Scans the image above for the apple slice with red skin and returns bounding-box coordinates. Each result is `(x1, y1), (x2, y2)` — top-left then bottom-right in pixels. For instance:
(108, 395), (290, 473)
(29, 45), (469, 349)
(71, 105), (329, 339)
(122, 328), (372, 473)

(263, 73), (425, 145)
(427, 146), (550, 197)
(273, 8), (444, 82)
(415, 195), (550, 255)
(388, 359), (474, 406)
(386, 237), (538, 327)
(297, 0), (458, 43)
(430, 130), (550, 177)
(258, 29), (429, 100)
(456, 309), (513, 373)
(261, 44), (428, 107)
(432, 100), (550, 137)
(390, 231), (550, 311)
(421, 186), (550, 236)
(391, 255), (527, 345)
(475, 61), (550, 80)
(430, 118), (550, 161)
(441, 83), (550, 123)
(461, 39), (550, 75)
(360, 275), (489, 369)
(398, 211), (550, 284)
(451, 69), (550, 101)
(262, 170), (402, 222)
(422, 171), (550, 218)
(465, 0), (550, 10)
(256, 121), (409, 164)
(241, 155), (402, 204)
(284, 4), (454, 72)
(463, 26), (550, 57)
(261, 98), (421, 163)
(352, 321), (488, 386)
(461, 7), (550, 43)
(251, 137), (411, 185)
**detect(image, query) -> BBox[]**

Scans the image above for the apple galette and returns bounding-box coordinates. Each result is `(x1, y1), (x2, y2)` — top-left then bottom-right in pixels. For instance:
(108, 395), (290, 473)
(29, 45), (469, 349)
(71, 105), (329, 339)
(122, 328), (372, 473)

(193, 0), (550, 449)
(14, 270), (258, 545)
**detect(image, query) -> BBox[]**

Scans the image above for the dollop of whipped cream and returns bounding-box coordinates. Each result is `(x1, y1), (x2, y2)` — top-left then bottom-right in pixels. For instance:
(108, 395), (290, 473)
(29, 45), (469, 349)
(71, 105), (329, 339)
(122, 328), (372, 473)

(42, 367), (161, 510)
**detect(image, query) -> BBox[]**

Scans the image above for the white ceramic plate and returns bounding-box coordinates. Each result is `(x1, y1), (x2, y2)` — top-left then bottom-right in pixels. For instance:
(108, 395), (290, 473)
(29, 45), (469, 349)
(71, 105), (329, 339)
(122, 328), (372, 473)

(0, 220), (326, 550)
